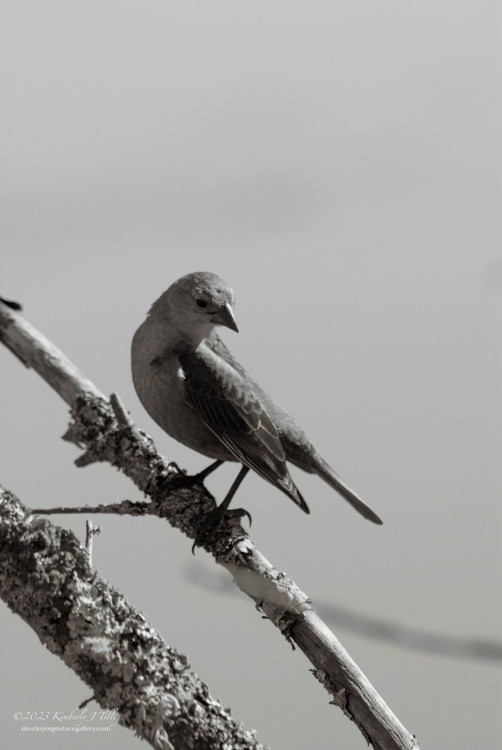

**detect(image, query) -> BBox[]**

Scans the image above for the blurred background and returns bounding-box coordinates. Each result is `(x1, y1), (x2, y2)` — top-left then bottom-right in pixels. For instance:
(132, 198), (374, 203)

(1, 1), (501, 748)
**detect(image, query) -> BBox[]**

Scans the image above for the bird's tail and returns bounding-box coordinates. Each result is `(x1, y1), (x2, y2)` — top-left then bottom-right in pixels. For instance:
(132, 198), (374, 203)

(315, 458), (383, 524)
(278, 474), (310, 515)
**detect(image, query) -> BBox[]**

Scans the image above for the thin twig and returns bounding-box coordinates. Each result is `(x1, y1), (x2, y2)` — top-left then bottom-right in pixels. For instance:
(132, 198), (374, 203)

(110, 392), (134, 428)
(85, 520), (101, 566)
(0, 298), (419, 750)
(35, 501), (148, 516)
(78, 695), (96, 710)
(0, 295), (22, 311)
(85, 519), (94, 561)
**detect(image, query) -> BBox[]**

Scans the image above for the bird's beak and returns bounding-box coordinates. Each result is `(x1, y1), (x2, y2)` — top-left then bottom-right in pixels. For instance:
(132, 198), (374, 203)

(212, 302), (239, 332)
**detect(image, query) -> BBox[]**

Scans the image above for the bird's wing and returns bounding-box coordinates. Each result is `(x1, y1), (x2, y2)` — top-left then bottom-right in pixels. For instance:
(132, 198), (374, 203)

(207, 333), (249, 379)
(210, 334), (318, 463)
(208, 336), (381, 524)
(178, 346), (309, 513)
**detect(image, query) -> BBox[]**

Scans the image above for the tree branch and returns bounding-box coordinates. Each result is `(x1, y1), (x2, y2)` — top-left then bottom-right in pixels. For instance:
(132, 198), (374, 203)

(0, 299), (420, 750)
(185, 561), (502, 664)
(0, 485), (266, 750)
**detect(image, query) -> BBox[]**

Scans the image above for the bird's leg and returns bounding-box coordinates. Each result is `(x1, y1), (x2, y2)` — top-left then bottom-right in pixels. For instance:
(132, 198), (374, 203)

(158, 459), (224, 493)
(194, 459), (224, 483)
(215, 465), (251, 520)
(192, 465), (251, 552)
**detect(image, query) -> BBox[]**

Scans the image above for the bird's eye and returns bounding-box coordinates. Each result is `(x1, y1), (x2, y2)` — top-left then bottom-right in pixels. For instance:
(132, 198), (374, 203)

(196, 299), (208, 308)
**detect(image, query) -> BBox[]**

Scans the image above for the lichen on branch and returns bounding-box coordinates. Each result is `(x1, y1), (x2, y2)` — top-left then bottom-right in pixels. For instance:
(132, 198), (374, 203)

(0, 486), (266, 750)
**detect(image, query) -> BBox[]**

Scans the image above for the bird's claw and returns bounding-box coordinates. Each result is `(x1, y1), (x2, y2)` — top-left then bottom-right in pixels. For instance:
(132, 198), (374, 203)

(224, 507), (252, 527)
(191, 506), (252, 554)
(191, 508), (226, 554)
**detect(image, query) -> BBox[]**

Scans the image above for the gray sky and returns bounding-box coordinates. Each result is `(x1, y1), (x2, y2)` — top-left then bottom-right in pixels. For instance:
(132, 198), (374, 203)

(1, 2), (501, 749)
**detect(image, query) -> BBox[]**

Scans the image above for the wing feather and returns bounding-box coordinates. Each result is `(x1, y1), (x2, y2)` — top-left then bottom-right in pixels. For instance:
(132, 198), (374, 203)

(178, 346), (309, 512)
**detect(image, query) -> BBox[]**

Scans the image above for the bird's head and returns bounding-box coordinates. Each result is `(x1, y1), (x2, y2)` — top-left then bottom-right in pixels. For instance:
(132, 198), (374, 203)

(150, 272), (238, 344)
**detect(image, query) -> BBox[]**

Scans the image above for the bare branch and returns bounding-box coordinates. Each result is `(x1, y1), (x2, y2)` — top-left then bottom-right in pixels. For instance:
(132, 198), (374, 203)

(0, 299), (420, 750)
(185, 561), (502, 664)
(0, 299), (103, 404)
(0, 486), (266, 750)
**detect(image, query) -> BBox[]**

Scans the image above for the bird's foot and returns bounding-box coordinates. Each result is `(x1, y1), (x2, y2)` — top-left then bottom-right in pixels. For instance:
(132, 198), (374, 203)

(160, 462), (220, 492)
(224, 507), (253, 526)
(154, 468), (194, 494)
(191, 507), (252, 554)
(191, 509), (224, 554)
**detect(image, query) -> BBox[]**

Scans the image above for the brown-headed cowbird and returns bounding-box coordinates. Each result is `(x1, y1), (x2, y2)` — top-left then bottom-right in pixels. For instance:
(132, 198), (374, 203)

(132, 272), (382, 532)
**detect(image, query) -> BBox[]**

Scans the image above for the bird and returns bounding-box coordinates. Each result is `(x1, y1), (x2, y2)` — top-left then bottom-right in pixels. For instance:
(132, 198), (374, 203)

(131, 272), (382, 542)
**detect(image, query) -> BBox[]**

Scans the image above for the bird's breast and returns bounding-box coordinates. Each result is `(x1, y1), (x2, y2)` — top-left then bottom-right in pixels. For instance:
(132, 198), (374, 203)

(131, 324), (232, 460)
